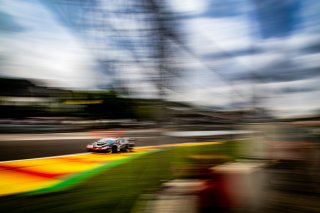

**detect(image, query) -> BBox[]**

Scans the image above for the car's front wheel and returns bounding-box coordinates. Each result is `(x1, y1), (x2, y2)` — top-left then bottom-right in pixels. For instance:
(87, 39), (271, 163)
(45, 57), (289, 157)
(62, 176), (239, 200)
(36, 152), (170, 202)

(112, 145), (118, 153)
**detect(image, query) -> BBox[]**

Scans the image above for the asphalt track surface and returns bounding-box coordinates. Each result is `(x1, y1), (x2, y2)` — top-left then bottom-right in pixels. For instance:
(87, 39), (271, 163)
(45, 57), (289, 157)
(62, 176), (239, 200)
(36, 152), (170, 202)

(0, 136), (187, 161)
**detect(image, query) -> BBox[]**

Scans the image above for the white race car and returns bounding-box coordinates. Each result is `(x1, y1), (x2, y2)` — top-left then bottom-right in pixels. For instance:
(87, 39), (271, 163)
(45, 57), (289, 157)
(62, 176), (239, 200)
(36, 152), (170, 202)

(86, 137), (135, 153)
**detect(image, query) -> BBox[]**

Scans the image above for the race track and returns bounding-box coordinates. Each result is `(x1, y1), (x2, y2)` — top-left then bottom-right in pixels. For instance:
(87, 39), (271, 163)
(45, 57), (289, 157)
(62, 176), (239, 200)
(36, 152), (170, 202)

(0, 136), (182, 161)
(0, 141), (220, 196)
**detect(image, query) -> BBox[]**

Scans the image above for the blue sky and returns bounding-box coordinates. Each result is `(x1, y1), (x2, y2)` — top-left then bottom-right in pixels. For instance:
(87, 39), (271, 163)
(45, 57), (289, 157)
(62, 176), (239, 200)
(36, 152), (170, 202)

(0, 0), (320, 117)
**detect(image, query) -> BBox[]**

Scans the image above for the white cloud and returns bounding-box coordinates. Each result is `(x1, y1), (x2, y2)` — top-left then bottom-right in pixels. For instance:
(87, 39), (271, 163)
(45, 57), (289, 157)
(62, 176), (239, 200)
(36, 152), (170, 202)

(0, 0), (99, 89)
(261, 78), (318, 91)
(235, 52), (285, 70)
(184, 17), (251, 55)
(287, 33), (320, 50)
(168, 0), (208, 14)
(293, 52), (320, 69)
(2, 0), (63, 32)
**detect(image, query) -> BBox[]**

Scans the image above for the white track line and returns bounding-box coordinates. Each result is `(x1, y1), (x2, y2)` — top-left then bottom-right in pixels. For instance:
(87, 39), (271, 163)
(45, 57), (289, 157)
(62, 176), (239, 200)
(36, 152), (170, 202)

(0, 145), (164, 163)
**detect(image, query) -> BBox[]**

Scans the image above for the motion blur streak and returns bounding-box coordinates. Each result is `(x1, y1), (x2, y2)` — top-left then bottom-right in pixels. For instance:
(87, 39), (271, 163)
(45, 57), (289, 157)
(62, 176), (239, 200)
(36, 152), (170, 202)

(0, 0), (320, 212)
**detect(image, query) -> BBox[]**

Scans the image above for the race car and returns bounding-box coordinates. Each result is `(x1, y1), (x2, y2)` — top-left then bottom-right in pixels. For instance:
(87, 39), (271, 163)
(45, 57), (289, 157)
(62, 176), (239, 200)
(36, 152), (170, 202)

(86, 137), (135, 153)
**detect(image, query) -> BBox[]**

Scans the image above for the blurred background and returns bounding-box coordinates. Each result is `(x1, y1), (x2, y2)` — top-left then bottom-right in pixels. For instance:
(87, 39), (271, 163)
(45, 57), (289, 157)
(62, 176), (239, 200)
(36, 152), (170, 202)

(0, 0), (319, 212)
(1, 0), (320, 126)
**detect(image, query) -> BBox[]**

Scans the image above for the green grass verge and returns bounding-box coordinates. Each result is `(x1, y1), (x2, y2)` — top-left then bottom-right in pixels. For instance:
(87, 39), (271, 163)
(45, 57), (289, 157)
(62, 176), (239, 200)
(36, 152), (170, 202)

(0, 141), (239, 213)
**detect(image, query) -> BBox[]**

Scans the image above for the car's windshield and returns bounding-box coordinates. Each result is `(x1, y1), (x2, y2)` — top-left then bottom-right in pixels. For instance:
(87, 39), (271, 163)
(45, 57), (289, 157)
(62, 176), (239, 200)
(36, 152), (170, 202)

(97, 138), (116, 144)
